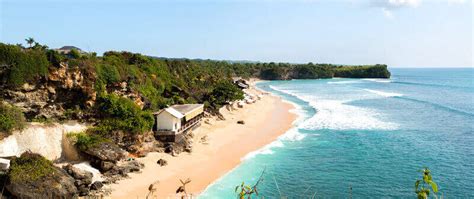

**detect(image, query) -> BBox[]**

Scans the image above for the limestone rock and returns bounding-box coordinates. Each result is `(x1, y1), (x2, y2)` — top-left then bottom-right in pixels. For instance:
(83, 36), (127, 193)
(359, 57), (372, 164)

(84, 142), (127, 163)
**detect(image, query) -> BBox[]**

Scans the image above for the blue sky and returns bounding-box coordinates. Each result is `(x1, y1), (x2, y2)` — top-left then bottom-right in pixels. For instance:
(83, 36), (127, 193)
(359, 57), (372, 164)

(0, 0), (472, 67)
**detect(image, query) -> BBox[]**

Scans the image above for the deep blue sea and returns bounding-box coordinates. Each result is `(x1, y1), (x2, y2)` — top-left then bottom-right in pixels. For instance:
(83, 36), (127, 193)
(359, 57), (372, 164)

(200, 68), (474, 198)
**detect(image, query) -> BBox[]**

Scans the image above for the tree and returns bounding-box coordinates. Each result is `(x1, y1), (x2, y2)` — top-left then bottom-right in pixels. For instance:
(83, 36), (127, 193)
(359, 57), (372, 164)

(415, 168), (440, 199)
(69, 48), (81, 59)
(208, 81), (244, 107)
(25, 37), (35, 48)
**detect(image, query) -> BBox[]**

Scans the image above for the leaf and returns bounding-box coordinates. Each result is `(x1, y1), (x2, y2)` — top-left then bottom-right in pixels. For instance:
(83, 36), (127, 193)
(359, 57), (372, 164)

(244, 185), (252, 191)
(235, 185), (239, 193)
(415, 180), (421, 191)
(423, 174), (429, 183)
(429, 181), (438, 193)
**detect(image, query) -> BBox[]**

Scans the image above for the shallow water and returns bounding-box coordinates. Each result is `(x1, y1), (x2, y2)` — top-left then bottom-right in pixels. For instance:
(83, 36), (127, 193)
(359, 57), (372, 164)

(200, 68), (474, 198)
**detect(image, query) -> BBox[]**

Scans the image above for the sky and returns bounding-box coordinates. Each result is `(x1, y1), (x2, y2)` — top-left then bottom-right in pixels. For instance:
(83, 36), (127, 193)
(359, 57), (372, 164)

(0, 0), (472, 67)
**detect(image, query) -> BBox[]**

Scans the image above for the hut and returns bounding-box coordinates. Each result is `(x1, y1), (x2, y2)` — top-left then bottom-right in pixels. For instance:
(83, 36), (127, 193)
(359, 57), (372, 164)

(153, 104), (204, 142)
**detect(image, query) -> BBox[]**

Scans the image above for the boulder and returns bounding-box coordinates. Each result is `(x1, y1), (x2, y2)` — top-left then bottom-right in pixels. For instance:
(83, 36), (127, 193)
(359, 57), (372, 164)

(157, 159), (168, 167)
(63, 164), (93, 186)
(84, 142), (127, 163)
(90, 181), (104, 191)
(6, 153), (78, 199)
(103, 160), (144, 178)
(237, 120), (245, 124)
(0, 158), (10, 171)
(100, 161), (115, 172)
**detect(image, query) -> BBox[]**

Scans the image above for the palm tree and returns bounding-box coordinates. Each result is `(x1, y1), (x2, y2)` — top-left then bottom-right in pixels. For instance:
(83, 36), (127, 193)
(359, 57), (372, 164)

(25, 37), (35, 48)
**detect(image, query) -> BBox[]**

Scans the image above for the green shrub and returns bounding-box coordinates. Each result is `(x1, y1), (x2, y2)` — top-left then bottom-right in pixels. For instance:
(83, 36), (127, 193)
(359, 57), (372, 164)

(208, 81), (244, 108)
(96, 63), (120, 85)
(8, 152), (55, 183)
(0, 43), (49, 87)
(0, 103), (26, 133)
(70, 132), (108, 151)
(96, 94), (154, 134)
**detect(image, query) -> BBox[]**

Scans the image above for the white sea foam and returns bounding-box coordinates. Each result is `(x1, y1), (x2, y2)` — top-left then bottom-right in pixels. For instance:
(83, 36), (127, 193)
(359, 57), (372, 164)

(364, 89), (403, 97)
(241, 140), (283, 160)
(327, 80), (362, 84)
(362, 78), (392, 83)
(272, 87), (399, 131)
(301, 99), (398, 130)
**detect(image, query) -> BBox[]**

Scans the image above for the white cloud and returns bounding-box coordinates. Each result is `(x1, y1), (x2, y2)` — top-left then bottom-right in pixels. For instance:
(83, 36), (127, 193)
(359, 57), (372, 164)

(382, 8), (395, 19)
(447, 0), (466, 4)
(371, 0), (422, 18)
(386, 0), (422, 8)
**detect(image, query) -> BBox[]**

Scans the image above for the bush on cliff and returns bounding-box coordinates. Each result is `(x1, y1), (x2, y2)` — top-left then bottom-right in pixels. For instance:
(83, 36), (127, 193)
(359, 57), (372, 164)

(0, 43), (49, 87)
(8, 152), (55, 183)
(71, 132), (109, 151)
(0, 102), (26, 133)
(96, 94), (154, 134)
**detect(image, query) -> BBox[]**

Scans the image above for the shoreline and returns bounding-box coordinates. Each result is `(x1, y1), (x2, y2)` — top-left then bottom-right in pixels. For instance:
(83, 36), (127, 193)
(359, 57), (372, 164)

(108, 82), (297, 198)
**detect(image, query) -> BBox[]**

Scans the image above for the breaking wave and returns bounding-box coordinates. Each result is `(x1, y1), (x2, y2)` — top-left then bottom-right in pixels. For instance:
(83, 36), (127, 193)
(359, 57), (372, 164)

(364, 89), (404, 97)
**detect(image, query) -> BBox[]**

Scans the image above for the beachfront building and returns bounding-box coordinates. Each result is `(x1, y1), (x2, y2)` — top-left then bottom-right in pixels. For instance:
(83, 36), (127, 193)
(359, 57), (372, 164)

(153, 104), (204, 142)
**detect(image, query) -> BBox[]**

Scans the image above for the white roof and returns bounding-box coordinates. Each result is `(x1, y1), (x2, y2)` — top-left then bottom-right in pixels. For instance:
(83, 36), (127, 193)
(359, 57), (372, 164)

(164, 107), (184, 119)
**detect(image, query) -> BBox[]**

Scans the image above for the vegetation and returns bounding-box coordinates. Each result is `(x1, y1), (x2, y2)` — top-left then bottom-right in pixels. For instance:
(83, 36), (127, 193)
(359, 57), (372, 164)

(235, 168), (265, 199)
(0, 102), (26, 133)
(0, 43), (49, 87)
(96, 94), (154, 134)
(8, 152), (55, 183)
(334, 64), (390, 78)
(69, 132), (109, 151)
(207, 81), (245, 109)
(415, 168), (440, 199)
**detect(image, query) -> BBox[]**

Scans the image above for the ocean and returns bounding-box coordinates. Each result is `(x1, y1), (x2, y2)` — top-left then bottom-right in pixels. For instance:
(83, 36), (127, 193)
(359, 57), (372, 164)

(200, 68), (474, 198)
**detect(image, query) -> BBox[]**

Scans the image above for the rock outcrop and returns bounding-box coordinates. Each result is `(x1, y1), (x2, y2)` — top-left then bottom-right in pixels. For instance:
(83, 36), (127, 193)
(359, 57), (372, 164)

(63, 164), (94, 196)
(5, 153), (78, 199)
(1, 63), (96, 120)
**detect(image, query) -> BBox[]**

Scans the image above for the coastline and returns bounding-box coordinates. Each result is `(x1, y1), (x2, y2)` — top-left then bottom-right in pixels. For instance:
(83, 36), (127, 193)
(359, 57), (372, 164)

(108, 81), (297, 198)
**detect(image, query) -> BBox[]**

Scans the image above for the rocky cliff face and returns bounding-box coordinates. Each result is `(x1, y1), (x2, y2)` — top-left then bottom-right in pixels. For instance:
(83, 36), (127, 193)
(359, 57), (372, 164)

(2, 63), (96, 120)
(0, 122), (87, 161)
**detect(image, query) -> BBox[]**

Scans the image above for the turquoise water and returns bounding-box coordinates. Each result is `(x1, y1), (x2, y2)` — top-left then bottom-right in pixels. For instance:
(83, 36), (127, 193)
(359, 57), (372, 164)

(200, 68), (474, 198)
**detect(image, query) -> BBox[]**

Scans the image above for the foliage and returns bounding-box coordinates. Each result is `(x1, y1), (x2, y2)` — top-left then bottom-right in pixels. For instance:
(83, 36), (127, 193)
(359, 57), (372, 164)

(0, 102), (26, 133)
(415, 167), (440, 199)
(96, 94), (154, 134)
(25, 37), (35, 48)
(0, 43), (49, 87)
(334, 64), (390, 78)
(8, 152), (55, 183)
(207, 81), (244, 108)
(235, 168), (265, 199)
(70, 132), (108, 151)
(69, 48), (82, 59)
(45, 49), (64, 67)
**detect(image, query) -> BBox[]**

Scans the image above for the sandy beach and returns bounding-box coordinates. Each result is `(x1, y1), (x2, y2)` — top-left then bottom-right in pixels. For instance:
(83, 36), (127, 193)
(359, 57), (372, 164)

(109, 84), (296, 198)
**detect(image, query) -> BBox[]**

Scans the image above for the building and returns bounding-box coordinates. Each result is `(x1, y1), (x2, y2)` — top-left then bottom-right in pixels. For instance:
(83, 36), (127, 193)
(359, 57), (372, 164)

(56, 46), (83, 55)
(153, 104), (204, 142)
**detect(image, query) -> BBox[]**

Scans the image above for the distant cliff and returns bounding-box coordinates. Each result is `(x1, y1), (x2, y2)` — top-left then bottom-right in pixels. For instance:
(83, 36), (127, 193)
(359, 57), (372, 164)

(253, 63), (390, 80)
